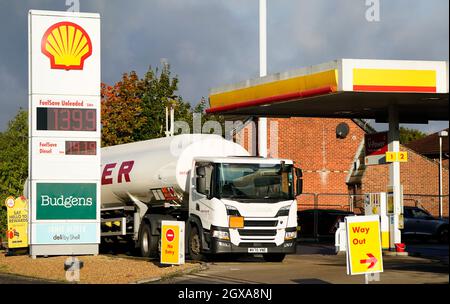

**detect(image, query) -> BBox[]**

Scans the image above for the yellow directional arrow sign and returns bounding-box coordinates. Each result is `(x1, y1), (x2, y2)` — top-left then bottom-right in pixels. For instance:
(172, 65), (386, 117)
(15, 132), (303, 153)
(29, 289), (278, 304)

(345, 215), (383, 275)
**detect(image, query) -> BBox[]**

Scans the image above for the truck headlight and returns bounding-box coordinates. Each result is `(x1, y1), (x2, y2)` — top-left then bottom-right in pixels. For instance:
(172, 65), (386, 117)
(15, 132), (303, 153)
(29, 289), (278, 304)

(212, 230), (230, 241)
(225, 205), (241, 216)
(285, 231), (297, 240)
(276, 205), (291, 217)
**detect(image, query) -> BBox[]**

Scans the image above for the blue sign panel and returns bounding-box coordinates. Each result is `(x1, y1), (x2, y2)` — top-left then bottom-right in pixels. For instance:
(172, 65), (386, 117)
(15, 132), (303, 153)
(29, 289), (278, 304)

(34, 222), (99, 244)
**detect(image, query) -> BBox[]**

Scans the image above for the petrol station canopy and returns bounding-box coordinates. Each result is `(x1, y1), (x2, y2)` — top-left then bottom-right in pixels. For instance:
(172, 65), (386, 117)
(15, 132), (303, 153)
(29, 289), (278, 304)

(207, 59), (449, 123)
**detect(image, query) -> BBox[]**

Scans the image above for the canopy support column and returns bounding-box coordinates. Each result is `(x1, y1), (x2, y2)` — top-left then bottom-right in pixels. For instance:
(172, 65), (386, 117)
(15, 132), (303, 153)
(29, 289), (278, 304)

(388, 105), (403, 249)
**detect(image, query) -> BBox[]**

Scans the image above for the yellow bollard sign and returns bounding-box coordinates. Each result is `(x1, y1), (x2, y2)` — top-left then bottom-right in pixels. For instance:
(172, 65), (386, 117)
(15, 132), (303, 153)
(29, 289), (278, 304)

(161, 221), (185, 265)
(5, 196), (29, 249)
(345, 215), (383, 275)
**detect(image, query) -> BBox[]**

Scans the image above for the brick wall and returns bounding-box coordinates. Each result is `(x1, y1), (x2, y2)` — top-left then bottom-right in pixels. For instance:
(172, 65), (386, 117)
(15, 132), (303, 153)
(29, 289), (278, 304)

(237, 117), (366, 209)
(361, 146), (449, 217)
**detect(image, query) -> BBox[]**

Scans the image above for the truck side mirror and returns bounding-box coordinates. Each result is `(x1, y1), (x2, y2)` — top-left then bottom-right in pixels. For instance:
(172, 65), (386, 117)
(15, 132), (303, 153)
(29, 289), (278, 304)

(196, 166), (206, 177)
(196, 166), (206, 194)
(295, 168), (303, 196)
(196, 176), (206, 194)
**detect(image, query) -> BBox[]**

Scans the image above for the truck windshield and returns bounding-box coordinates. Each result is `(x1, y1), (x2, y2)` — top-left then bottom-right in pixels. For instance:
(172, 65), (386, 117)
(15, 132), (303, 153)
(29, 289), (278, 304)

(217, 163), (294, 201)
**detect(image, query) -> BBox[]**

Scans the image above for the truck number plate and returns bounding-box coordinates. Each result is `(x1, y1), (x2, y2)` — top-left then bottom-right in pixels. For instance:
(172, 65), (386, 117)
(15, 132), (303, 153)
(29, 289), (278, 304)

(248, 248), (268, 253)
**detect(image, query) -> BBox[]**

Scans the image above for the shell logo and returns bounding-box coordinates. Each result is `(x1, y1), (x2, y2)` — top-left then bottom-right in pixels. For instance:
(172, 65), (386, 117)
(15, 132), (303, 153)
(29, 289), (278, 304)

(41, 21), (92, 70)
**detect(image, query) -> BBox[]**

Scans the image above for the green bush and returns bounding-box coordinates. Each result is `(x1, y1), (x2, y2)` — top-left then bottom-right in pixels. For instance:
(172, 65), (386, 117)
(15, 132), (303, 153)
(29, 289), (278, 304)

(0, 109), (28, 239)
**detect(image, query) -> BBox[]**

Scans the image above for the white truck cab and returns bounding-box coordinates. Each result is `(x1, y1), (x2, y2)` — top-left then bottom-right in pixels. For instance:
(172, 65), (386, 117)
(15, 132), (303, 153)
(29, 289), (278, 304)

(189, 157), (299, 261)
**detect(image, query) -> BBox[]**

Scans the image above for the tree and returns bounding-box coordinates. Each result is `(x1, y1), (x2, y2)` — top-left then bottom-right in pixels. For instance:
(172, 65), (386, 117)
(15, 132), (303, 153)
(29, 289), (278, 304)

(134, 64), (192, 140)
(0, 109), (28, 239)
(101, 64), (193, 146)
(101, 71), (146, 147)
(400, 127), (427, 144)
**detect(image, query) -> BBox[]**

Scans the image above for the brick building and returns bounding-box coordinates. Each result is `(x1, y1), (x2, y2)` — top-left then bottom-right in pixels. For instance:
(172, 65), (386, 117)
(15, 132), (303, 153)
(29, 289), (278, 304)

(351, 144), (449, 217)
(236, 117), (449, 217)
(405, 128), (449, 168)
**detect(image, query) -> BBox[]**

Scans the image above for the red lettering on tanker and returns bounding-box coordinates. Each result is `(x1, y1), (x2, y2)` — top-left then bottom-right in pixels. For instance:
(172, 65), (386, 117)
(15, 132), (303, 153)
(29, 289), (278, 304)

(118, 161), (134, 183)
(101, 161), (135, 185)
(102, 163), (116, 185)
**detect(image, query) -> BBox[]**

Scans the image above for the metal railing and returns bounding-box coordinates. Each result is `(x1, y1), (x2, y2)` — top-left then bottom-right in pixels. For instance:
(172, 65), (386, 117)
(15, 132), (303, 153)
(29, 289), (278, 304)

(403, 194), (449, 218)
(296, 192), (449, 240)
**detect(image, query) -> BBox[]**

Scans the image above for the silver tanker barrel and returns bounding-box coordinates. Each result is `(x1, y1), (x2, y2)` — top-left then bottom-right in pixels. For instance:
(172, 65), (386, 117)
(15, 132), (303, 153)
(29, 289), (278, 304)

(100, 134), (250, 209)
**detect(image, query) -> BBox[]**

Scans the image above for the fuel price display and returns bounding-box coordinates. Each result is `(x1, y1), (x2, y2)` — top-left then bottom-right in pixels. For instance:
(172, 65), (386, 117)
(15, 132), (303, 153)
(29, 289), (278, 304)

(37, 107), (96, 131)
(65, 141), (97, 155)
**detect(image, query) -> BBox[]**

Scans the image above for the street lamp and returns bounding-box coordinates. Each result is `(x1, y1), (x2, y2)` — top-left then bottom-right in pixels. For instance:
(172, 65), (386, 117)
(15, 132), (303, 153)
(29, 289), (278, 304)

(438, 130), (448, 218)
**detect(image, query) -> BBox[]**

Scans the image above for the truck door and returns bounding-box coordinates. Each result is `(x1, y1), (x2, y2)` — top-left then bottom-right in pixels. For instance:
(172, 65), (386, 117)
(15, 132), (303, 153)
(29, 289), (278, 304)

(191, 162), (215, 229)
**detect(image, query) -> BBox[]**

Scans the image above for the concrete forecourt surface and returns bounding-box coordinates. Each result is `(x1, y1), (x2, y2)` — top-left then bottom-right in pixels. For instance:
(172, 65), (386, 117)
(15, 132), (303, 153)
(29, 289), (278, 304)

(0, 243), (447, 284)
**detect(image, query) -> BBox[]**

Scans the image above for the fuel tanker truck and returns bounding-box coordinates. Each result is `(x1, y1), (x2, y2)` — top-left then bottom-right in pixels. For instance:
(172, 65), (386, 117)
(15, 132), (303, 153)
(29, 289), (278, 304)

(100, 134), (302, 262)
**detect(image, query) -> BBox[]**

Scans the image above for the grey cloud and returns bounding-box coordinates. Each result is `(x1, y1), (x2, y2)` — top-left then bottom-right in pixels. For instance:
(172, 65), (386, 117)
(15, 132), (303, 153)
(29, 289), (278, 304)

(0, 0), (448, 132)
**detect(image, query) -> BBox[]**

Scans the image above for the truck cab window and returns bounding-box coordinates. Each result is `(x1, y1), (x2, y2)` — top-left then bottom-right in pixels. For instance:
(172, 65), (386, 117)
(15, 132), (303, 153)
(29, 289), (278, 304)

(217, 163), (294, 201)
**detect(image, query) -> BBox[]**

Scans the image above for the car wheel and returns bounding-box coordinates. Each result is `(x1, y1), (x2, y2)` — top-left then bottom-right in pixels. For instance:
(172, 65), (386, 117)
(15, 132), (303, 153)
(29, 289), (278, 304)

(437, 226), (448, 243)
(263, 253), (286, 262)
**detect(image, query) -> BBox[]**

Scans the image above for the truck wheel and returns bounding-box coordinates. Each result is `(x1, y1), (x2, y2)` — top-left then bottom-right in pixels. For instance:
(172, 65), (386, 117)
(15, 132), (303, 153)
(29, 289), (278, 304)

(139, 223), (158, 258)
(263, 253), (286, 262)
(189, 226), (204, 261)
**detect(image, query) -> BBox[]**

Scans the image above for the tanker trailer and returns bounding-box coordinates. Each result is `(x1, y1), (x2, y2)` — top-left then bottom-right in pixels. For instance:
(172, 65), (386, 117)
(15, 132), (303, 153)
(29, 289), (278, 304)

(100, 134), (302, 261)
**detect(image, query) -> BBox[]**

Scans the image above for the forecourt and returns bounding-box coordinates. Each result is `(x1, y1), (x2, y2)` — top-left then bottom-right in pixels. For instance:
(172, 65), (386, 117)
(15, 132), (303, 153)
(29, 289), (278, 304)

(207, 59), (449, 249)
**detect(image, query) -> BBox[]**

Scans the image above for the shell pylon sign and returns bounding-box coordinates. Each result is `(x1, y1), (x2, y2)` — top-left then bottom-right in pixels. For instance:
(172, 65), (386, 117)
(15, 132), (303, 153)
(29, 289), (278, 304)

(41, 21), (92, 70)
(28, 10), (101, 258)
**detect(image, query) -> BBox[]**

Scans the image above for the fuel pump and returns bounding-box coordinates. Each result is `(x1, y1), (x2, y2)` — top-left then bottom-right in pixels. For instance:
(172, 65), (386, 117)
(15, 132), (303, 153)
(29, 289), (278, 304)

(364, 193), (390, 249)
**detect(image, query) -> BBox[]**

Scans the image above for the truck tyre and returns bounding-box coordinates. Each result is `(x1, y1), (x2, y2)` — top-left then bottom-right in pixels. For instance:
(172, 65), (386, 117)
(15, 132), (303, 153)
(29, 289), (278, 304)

(139, 223), (158, 258)
(263, 253), (286, 262)
(188, 226), (204, 261)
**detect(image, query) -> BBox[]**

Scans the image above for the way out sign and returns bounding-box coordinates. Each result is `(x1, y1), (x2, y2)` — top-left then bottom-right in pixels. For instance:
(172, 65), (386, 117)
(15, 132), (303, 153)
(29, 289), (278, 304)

(345, 215), (383, 275)
(161, 221), (185, 265)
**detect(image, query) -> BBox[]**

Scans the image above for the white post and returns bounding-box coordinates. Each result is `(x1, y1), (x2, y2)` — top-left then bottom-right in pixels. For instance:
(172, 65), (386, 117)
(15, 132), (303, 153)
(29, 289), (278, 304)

(170, 106), (175, 136)
(388, 105), (402, 247)
(259, 0), (267, 77)
(258, 0), (268, 157)
(438, 130), (447, 218)
(165, 106), (169, 137)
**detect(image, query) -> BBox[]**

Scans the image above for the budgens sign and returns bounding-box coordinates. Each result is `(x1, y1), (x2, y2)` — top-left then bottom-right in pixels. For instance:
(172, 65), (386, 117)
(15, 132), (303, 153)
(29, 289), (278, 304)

(36, 183), (96, 220)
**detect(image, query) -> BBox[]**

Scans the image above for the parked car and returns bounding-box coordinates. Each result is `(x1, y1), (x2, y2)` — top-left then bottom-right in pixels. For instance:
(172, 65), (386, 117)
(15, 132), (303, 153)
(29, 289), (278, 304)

(297, 209), (354, 239)
(402, 206), (448, 243)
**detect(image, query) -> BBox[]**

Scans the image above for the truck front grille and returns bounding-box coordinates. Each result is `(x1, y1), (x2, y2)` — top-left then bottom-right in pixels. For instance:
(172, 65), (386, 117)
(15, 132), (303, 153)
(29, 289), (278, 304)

(238, 229), (277, 237)
(244, 220), (278, 227)
(238, 242), (277, 247)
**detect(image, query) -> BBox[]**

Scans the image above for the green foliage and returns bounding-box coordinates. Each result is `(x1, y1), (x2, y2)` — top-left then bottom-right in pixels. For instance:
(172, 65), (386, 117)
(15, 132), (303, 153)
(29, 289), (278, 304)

(136, 64), (189, 140)
(101, 72), (146, 146)
(101, 64), (193, 146)
(399, 127), (427, 144)
(0, 109), (28, 238)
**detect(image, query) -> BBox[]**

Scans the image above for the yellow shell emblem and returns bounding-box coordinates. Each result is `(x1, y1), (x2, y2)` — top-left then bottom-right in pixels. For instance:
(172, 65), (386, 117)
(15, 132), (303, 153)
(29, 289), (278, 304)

(41, 22), (92, 70)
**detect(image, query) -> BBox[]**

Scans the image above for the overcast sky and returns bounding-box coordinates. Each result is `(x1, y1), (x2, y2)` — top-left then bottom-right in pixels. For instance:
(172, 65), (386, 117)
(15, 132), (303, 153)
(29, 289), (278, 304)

(0, 0), (448, 133)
